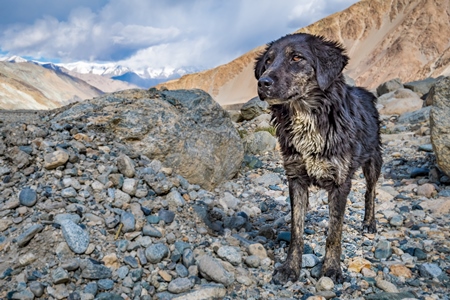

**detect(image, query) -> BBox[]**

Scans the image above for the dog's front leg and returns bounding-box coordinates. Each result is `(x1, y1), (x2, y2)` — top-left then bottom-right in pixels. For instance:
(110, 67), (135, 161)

(321, 179), (351, 283)
(272, 177), (308, 284)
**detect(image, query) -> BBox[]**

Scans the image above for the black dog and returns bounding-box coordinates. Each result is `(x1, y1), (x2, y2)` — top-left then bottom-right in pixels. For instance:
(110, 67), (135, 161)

(254, 33), (382, 284)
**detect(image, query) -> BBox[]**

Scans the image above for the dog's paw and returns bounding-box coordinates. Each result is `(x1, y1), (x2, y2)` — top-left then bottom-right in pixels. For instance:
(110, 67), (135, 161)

(362, 220), (377, 234)
(321, 266), (344, 284)
(271, 263), (300, 285)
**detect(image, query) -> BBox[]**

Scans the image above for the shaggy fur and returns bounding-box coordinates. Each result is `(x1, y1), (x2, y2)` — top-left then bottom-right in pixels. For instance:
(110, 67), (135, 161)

(254, 33), (382, 284)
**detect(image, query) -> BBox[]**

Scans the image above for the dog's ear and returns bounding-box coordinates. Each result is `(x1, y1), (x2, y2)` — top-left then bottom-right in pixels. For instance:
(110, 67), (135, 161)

(254, 45), (270, 79)
(312, 37), (349, 91)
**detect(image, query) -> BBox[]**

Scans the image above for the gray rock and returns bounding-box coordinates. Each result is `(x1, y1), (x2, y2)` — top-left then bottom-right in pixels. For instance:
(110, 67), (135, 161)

(240, 97), (269, 120)
(117, 154), (135, 178)
(10, 290), (35, 300)
(122, 178), (138, 195)
(182, 248), (195, 267)
(98, 279), (115, 290)
(19, 188), (37, 207)
(52, 267), (70, 284)
(95, 292), (124, 300)
(397, 106), (431, 124)
(364, 292), (418, 300)
(16, 224), (44, 247)
(419, 263), (443, 278)
(376, 78), (403, 96)
(80, 259), (112, 279)
(244, 131), (277, 155)
(123, 256), (139, 268)
(120, 212), (135, 233)
(217, 246), (242, 266)
(430, 76), (450, 176)
(60, 219), (90, 254)
(197, 255), (235, 286)
(84, 282), (98, 295)
(405, 77), (437, 97)
(158, 209), (175, 223)
(375, 240), (392, 259)
(169, 284), (226, 300)
(302, 254), (320, 267)
(61, 187), (78, 198)
(168, 277), (193, 294)
(29, 281), (45, 297)
(44, 150), (69, 169)
(389, 214), (404, 226)
(52, 89), (244, 190)
(142, 224), (162, 237)
(245, 255), (261, 268)
(252, 172), (282, 187)
(176, 264), (189, 277)
(145, 243), (169, 263)
(166, 190), (185, 208)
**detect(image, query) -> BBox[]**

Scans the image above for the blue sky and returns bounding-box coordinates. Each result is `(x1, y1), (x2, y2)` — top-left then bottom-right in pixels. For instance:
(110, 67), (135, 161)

(0, 0), (359, 69)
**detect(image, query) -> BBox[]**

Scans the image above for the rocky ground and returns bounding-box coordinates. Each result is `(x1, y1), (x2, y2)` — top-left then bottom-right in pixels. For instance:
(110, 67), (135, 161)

(1, 85), (450, 300)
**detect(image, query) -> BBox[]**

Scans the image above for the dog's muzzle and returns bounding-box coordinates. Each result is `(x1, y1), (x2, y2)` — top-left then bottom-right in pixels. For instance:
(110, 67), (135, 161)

(257, 76), (274, 100)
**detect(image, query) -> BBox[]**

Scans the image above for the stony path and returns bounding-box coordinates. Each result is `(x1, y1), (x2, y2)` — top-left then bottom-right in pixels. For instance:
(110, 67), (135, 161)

(0, 111), (449, 300)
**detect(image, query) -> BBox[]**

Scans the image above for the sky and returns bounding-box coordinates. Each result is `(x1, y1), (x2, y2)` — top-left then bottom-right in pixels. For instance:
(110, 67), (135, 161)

(0, 0), (359, 70)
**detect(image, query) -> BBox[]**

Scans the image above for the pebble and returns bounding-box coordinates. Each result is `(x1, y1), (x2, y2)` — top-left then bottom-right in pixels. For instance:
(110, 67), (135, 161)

(16, 224), (44, 247)
(142, 224), (162, 237)
(81, 260), (112, 279)
(316, 276), (334, 291)
(158, 209), (175, 223)
(145, 243), (169, 263)
(167, 190), (186, 208)
(60, 219), (90, 254)
(197, 255), (235, 286)
(120, 211), (135, 233)
(302, 254), (320, 267)
(44, 150), (69, 169)
(116, 154), (135, 178)
(375, 279), (399, 293)
(248, 243), (267, 259)
(375, 240), (392, 259)
(168, 277), (193, 294)
(419, 263), (443, 278)
(18, 188), (37, 207)
(98, 279), (115, 290)
(52, 266), (70, 284)
(29, 281), (45, 297)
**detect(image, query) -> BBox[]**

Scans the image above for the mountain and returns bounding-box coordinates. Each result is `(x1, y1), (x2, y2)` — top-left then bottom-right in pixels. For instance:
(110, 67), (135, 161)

(0, 61), (103, 110)
(157, 0), (450, 106)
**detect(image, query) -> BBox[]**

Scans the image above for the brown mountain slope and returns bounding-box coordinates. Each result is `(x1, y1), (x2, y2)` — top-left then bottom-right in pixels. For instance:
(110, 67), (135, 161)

(158, 0), (450, 105)
(0, 62), (103, 110)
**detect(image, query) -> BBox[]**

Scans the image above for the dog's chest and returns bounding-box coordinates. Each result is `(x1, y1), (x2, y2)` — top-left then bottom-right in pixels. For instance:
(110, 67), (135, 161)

(283, 111), (348, 183)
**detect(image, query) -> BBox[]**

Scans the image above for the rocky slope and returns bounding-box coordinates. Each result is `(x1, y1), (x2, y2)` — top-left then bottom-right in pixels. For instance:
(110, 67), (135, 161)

(158, 0), (450, 105)
(0, 62), (103, 110)
(0, 79), (449, 299)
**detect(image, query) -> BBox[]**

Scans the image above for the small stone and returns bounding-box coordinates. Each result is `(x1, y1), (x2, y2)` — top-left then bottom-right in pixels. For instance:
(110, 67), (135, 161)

(419, 263), (443, 278)
(361, 267), (377, 277)
(98, 279), (114, 290)
(375, 279), (399, 293)
(145, 243), (169, 264)
(375, 240), (392, 259)
(102, 253), (120, 269)
(117, 154), (135, 178)
(277, 231), (291, 242)
(121, 212), (135, 233)
(61, 187), (78, 198)
(197, 255), (235, 286)
(11, 290), (35, 300)
(52, 267), (70, 284)
(390, 264), (412, 278)
(123, 256), (139, 268)
(413, 248), (427, 260)
(389, 214), (404, 226)
(176, 264), (189, 277)
(122, 178), (138, 196)
(248, 243), (267, 259)
(158, 209), (175, 223)
(168, 277), (193, 294)
(84, 282), (98, 295)
(142, 224), (162, 238)
(416, 183), (435, 198)
(302, 254), (320, 267)
(60, 219), (90, 254)
(348, 257), (372, 273)
(217, 246), (242, 266)
(16, 224), (44, 247)
(167, 190), (186, 208)
(183, 248), (195, 267)
(44, 150), (69, 169)
(219, 192), (239, 210)
(114, 189), (131, 206)
(29, 281), (45, 297)
(19, 188), (37, 207)
(81, 260), (112, 279)
(245, 255), (261, 268)
(158, 270), (172, 282)
(316, 276), (334, 291)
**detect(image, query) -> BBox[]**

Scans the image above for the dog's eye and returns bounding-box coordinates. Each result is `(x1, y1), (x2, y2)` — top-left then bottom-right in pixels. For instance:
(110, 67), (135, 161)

(265, 58), (272, 65)
(292, 55), (303, 62)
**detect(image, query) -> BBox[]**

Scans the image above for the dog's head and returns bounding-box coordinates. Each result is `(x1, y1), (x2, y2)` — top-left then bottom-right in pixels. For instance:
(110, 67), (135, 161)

(254, 33), (348, 105)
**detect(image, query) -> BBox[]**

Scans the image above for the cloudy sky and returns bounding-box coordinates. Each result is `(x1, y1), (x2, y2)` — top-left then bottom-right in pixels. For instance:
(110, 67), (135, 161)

(0, 0), (359, 70)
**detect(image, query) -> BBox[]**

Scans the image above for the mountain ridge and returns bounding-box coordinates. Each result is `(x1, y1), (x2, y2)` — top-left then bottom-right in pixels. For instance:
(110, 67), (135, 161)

(157, 0), (450, 105)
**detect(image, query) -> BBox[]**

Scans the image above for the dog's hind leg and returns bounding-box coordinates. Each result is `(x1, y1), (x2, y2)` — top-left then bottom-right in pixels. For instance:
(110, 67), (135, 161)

(272, 177), (308, 284)
(321, 179), (351, 283)
(361, 154), (382, 233)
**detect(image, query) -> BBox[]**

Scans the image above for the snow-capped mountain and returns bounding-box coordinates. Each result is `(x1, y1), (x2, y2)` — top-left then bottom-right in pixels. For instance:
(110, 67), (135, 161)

(1, 56), (200, 88)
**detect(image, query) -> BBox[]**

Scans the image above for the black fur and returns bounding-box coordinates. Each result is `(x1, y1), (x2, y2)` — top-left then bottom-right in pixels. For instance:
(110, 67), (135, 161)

(254, 33), (382, 284)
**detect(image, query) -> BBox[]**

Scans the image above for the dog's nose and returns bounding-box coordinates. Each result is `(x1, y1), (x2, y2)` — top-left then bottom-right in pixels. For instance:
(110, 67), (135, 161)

(257, 76), (274, 99)
(258, 77), (274, 88)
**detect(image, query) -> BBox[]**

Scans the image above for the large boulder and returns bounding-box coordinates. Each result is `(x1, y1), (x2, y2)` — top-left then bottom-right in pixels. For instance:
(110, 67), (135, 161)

(52, 89), (244, 190)
(404, 77), (437, 98)
(376, 78), (403, 96)
(378, 88), (423, 116)
(430, 76), (450, 176)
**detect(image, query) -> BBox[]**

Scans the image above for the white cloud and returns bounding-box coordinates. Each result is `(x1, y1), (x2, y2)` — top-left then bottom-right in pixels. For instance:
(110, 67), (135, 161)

(0, 0), (360, 68)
